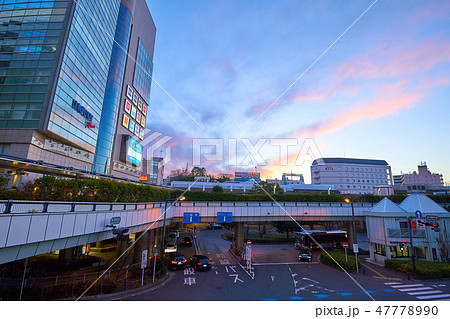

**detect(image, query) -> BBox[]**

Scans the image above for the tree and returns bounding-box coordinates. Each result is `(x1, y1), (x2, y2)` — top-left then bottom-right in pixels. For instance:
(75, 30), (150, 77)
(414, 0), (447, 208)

(272, 221), (301, 239)
(211, 185), (224, 193)
(191, 166), (206, 176)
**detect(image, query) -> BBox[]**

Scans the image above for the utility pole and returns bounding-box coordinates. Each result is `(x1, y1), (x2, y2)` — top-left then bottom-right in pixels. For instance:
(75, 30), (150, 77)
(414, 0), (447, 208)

(407, 216), (417, 280)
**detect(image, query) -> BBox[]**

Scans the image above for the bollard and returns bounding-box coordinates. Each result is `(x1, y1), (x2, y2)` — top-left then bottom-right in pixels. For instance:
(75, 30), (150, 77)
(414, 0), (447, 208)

(407, 272), (410, 281)
(124, 280), (127, 291)
(99, 284), (103, 294)
(71, 285), (75, 297)
(362, 268), (366, 276)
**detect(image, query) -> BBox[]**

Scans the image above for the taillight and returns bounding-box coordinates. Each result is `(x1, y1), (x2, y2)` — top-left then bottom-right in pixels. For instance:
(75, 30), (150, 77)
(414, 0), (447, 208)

(208, 262), (211, 264)
(197, 263), (202, 266)
(171, 261), (177, 264)
(183, 260), (187, 263)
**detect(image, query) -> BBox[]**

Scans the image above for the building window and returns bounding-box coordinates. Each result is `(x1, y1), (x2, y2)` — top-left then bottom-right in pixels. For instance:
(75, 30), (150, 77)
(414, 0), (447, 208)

(390, 245), (410, 258)
(373, 243), (386, 256)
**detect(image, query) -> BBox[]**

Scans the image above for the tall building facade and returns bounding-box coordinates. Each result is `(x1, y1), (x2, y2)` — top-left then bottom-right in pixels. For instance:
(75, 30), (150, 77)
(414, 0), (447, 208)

(0, 0), (156, 180)
(311, 158), (393, 195)
(393, 162), (444, 193)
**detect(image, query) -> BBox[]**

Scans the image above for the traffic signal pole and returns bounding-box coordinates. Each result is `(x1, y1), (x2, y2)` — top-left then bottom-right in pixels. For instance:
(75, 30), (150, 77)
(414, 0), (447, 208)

(407, 217), (417, 280)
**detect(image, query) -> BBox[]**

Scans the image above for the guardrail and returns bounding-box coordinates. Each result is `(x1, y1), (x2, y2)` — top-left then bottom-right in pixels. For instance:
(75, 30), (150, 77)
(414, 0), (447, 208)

(387, 228), (426, 238)
(0, 200), (166, 214)
(0, 199), (375, 214)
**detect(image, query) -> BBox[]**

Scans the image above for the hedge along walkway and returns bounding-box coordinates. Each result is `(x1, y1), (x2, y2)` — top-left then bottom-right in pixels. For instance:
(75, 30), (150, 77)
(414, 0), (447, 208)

(320, 251), (361, 273)
(385, 259), (450, 280)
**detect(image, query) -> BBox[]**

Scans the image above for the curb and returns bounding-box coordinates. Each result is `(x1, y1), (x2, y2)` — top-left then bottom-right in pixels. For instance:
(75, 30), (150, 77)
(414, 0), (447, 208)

(67, 271), (175, 301)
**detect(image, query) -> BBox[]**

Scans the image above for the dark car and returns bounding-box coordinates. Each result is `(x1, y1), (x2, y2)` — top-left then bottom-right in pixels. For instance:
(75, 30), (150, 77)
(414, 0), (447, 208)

(182, 236), (193, 246)
(298, 248), (313, 262)
(208, 223), (223, 230)
(168, 252), (187, 270)
(189, 254), (211, 271)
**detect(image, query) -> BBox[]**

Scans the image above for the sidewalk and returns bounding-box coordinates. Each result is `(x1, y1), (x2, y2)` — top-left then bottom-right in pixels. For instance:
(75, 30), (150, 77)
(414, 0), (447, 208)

(68, 271), (175, 301)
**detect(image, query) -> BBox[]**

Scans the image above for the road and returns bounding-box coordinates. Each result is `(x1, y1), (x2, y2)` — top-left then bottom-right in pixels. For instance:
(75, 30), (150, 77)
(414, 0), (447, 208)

(120, 228), (450, 301)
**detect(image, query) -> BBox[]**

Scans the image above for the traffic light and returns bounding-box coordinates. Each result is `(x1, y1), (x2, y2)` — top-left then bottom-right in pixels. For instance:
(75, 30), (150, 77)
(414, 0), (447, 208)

(431, 223), (440, 232)
(400, 239), (407, 251)
(412, 221), (417, 235)
(112, 227), (129, 240)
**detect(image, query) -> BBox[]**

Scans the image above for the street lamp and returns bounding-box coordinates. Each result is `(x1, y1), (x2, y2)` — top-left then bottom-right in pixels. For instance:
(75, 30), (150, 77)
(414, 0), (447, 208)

(344, 198), (357, 247)
(345, 197), (359, 272)
(161, 195), (185, 253)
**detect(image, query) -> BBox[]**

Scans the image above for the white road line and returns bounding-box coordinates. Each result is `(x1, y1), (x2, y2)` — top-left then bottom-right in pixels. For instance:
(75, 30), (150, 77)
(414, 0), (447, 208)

(398, 287), (433, 292)
(416, 294), (450, 300)
(253, 262), (319, 266)
(385, 282), (403, 285)
(408, 290), (443, 296)
(391, 284), (424, 289)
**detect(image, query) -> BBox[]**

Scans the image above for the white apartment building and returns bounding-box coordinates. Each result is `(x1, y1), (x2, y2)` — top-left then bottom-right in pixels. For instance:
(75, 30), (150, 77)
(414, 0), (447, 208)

(311, 158), (393, 195)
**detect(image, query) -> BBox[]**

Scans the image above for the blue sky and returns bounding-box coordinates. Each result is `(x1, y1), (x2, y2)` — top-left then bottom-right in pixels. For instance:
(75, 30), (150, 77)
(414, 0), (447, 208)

(144, 0), (450, 183)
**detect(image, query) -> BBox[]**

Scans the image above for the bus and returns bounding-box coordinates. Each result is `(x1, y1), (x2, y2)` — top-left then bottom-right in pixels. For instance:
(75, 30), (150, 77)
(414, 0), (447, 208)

(294, 230), (347, 250)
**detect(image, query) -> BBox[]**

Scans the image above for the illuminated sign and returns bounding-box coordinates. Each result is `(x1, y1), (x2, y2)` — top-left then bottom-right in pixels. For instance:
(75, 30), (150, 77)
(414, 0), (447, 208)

(131, 106), (137, 119)
(139, 129), (144, 140)
(142, 104), (147, 115)
(134, 124), (140, 136)
(138, 99), (143, 110)
(126, 136), (142, 166)
(72, 100), (93, 122)
(136, 111), (141, 123)
(139, 175), (149, 181)
(141, 116), (145, 127)
(124, 100), (131, 114)
(234, 172), (261, 181)
(122, 114), (130, 128)
(129, 120), (135, 133)
(127, 85), (133, 100)
(133, 92), (138, 105)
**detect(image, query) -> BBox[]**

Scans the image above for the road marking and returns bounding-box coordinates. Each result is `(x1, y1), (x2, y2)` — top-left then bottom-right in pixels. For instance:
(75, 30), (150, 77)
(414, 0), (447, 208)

(313, 294), (329, 299)
(408, 290), (442, 296)
(339, 292), (353, 296)
(416, 294), (450, 300)
(382, 289), (395, 292)
(363, 263), (401, 280)
(271, 276), (275, 282)
(289, 296), (304, 300)
(253, 262), (318, 266)
(361, 290), (374, 294)
(183, 277), (196, 286)
(229, 265), (237, 273)
(302, 277), (320, 284)
(385, 282), (403, 285)
(399, 287), (433, 292)
(229, 274), (244, 283)
(215, 271), (218, 275)
(184, 268), (195, 276)
(391, 284), (424, 289)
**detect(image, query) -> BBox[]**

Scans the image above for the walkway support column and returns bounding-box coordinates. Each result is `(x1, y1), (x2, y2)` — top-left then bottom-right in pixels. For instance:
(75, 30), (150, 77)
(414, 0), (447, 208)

(234, 222), (245, 249)
(116, 236), (132, 265)
(346, 221), (356, 249)
(58, 247), (75, 266)
(133, 231), (149, 264)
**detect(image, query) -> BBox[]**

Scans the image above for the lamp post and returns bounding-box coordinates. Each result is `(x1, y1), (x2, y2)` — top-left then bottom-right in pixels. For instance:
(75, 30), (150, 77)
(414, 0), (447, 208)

(345, 198), (358, 272)
(161, 195), (185, 253)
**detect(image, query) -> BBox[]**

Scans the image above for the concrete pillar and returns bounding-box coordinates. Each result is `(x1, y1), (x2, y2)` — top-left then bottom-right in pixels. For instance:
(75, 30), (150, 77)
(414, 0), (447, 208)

(133, 231), (149, 264)
(116, 236), (132, 265)
(346, 222), (356, 250)
(234, 222), (245, 249)
(58, 247), (75, 265)
(147, 229), (156, 255)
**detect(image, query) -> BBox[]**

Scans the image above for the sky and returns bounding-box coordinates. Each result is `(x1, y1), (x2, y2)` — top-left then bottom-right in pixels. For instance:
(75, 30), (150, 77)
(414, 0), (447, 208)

(143, 0), (450, 183)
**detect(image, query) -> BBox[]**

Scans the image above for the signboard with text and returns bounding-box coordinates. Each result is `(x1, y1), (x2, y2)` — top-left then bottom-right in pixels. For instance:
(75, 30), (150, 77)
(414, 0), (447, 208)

(217, 212), (233, 223)
(183, 212), (200, 223)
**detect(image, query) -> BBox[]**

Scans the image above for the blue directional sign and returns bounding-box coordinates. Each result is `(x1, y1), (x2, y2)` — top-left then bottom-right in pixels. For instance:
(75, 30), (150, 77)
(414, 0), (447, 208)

(415, 210), (423, 220)
(183, 212), (200, 224)
(217, 212), (233, 223)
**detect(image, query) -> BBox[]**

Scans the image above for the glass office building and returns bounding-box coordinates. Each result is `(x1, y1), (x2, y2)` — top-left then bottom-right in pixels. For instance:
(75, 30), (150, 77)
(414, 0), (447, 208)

(0, 0), (156, 180)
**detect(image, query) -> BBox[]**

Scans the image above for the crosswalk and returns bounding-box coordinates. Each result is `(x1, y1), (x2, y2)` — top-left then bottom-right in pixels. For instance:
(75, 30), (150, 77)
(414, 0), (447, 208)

(384, 282), (450, 301)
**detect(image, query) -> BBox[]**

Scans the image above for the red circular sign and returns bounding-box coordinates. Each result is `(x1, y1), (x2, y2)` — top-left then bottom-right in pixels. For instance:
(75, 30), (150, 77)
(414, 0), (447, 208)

(247, 240), (252, 245)
(342, 242), (348, 248)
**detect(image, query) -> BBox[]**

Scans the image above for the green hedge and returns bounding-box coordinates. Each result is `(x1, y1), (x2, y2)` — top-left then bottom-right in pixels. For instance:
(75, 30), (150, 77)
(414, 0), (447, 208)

(320, 251), (361, 273)
(0, 176), (182, 203)
(385, 259), (450, 280)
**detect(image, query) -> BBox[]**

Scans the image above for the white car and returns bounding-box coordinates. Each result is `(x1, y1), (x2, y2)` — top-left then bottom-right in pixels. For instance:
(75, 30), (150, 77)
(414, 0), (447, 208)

(165, 243), (177, 253)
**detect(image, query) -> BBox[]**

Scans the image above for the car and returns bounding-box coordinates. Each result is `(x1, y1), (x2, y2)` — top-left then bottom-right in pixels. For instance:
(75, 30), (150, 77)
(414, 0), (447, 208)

(181, 236), (193, 246)
(189, 254), (211, 271)
(298, 248), (313, 262)
(208, 223), (223, 230)
(164, 241), (177, 253)
(169, 229), (180, 238)
(168, 252), (187, 270)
